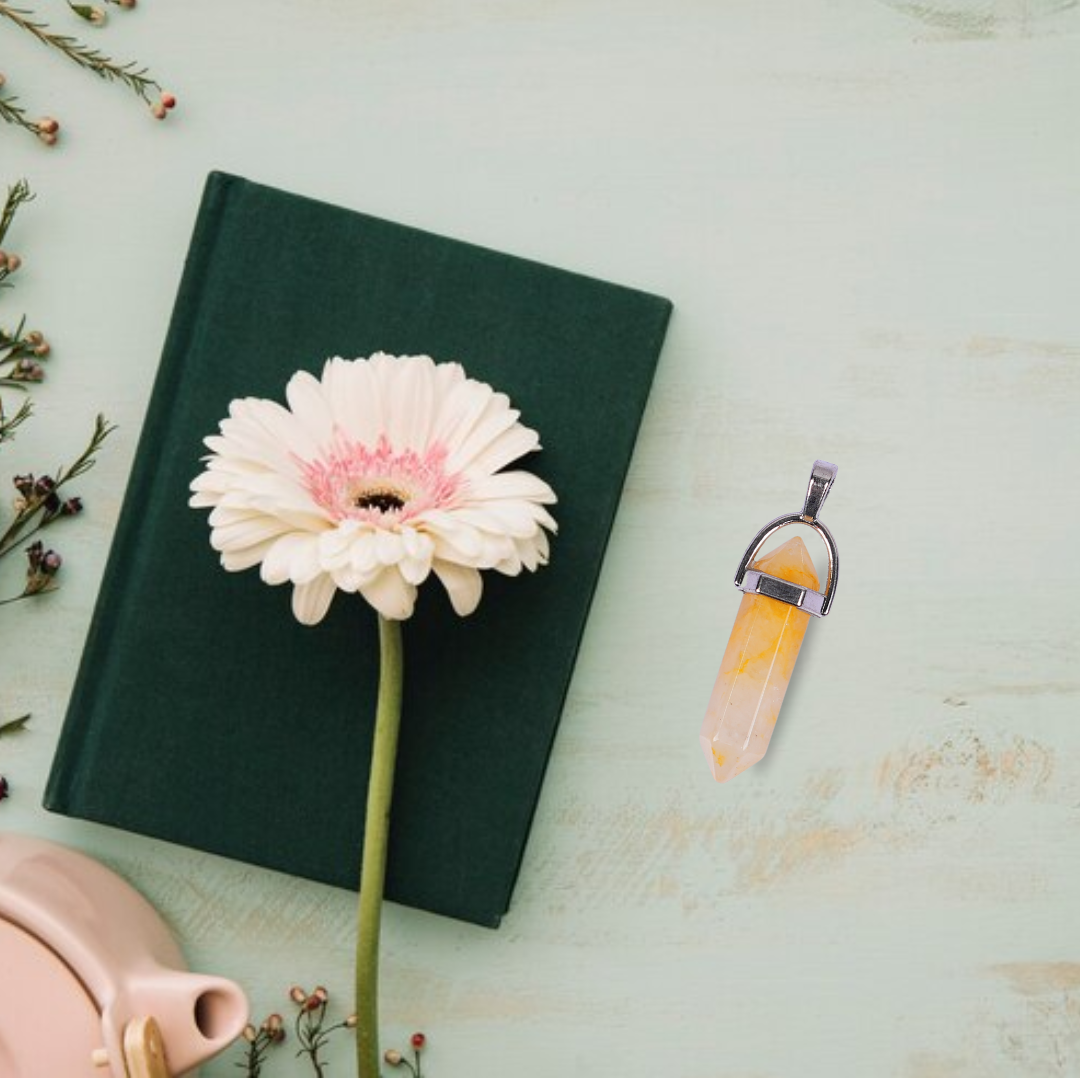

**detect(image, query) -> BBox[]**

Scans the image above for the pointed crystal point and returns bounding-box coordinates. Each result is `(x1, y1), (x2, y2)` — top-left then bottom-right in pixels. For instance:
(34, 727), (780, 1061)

(700, 535), (819, 782)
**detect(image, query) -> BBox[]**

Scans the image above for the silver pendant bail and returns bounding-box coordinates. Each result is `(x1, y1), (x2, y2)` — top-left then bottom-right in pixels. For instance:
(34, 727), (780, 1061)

(733, 460), (840, 617)
(802, 460), (837, 523)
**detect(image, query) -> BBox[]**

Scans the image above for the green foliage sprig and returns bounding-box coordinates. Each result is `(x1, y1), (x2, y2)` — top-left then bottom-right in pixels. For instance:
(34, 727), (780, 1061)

(0, 179), (113, 609)
(0, 1), (176, 145)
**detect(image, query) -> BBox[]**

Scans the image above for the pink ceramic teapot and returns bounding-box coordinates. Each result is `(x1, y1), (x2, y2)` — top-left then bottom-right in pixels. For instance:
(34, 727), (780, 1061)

(0, 832), (248, 1077)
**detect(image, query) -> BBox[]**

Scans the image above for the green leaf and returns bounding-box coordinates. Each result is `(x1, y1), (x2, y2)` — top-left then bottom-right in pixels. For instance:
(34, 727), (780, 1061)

(0, 714), (29, 737)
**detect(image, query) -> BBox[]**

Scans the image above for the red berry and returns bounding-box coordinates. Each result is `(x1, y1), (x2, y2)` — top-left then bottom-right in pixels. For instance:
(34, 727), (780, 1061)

(161, 91), (177, 110)
(410, 1032), (426, 1049)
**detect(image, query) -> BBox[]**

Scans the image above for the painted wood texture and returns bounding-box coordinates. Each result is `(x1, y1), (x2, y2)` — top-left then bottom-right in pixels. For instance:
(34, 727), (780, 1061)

(2, 2), (1078, 1075)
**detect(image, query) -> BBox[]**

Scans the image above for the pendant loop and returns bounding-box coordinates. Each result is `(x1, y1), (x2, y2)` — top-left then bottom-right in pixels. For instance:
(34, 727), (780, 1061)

(802, 459), (837, 523)
(734, 461), (840, 616)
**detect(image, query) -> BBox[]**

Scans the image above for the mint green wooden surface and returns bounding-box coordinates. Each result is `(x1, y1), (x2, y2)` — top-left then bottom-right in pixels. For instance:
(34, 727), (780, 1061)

(3, 2), (1079, 1075)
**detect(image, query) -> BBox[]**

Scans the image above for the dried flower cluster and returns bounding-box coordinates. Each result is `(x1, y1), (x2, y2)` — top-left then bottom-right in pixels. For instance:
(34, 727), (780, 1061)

(0, 1), (175, 144)
(1, 179), (112, 733)
(238, 984), (364, 1079)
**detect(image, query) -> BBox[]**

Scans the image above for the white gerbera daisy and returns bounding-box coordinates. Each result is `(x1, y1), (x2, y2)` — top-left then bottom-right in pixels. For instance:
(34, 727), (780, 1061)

(190, 353), (557, 624)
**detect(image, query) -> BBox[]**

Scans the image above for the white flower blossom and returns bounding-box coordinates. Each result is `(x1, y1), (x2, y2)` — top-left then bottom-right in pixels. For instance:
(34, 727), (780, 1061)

(191, 353), (557, 624)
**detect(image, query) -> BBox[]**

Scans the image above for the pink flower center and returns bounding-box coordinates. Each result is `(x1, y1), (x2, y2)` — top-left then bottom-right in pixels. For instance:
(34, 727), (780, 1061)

(298, 433), (462, 524)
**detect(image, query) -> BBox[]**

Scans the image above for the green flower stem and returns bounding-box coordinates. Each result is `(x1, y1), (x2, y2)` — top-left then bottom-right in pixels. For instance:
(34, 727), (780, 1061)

(356, 614), (404, 1077)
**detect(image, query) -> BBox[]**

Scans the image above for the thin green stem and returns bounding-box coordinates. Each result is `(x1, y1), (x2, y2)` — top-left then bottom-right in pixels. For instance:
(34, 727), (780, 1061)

(0, 95), (41, 139)
(356, 614), (404, 1077)
(0, 518), (47, 560)
(0, 589), (50, 606)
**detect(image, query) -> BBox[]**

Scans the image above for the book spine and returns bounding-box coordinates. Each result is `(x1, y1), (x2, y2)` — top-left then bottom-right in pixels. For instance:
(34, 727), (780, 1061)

(44, 172), (239, 813)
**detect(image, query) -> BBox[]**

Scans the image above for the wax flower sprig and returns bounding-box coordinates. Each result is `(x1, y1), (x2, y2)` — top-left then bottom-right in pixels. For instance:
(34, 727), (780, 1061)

(0, 412), (114, 597)
(384, 1032), (427, 1078)
(237, 1012), (285, 1079)
(0, 1), (176, 144)
(289, 985), (358, 1078)
(238, 985), (363, 1078)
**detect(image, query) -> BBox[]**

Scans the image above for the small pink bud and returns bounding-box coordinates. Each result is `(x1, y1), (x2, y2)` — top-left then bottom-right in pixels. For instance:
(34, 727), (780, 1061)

(303, 994), (321, 1013)
(242, 1024), (257, 1044)
(34, 341), (50, 357)
(313, 985), (328, 1003)
(5, 254), (21, 273)
(38, 117), (59, 135)
(288, 985), (306, 1004)
(38, 131), (58, 147)
(160, 91), (177, 110)
(344, 1014), (357, 1029)
(151, 102), (167, 121)
(383, 1049), (403, 1066)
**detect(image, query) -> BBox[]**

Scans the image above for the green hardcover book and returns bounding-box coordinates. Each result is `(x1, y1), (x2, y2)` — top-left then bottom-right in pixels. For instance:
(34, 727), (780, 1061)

(45, 172), (672, 928)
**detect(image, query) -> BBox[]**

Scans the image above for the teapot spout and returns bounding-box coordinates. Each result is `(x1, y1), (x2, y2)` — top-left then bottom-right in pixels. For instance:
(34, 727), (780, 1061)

(110, 969), (248, 1077)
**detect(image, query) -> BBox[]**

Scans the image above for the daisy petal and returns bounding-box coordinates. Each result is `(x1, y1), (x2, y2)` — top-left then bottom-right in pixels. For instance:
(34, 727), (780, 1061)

(259, 533), (321, 586)
(359, 567), (418, 621)
(460, 424), (541, 478)
(444, 395), (522, 475)
(221, 539), (277, 572)
(433, 560), (484, 616)
(210, 515), (291, 553)
(291, 573), (337, 625)
(465, 470), (558, 504)
(387, 354), (436, 449)
(375, 529), (403, 566)
(286, 370), (335, 447)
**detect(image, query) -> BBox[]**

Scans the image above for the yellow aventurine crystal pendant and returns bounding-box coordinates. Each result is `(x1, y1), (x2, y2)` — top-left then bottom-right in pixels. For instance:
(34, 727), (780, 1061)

(701, 461), (839, 782)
